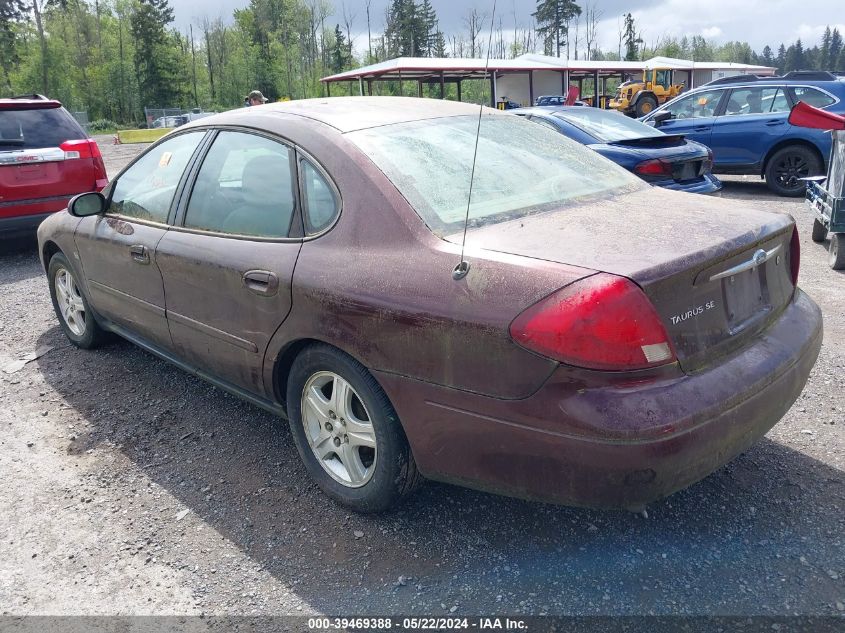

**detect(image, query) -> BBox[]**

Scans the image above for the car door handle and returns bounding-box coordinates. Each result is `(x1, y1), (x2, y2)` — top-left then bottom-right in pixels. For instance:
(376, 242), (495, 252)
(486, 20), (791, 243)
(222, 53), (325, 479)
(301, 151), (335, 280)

(765, 119), (785, 126)
(693, 126), (710, 132)
(129, 244), (149, 264)
(242, 270), (279, 296)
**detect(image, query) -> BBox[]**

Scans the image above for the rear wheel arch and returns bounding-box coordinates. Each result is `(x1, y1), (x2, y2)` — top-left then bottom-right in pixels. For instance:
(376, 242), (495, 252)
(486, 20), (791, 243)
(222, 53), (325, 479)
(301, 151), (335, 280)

(760, 139), (825, 178)
(272, 338), (385, 411)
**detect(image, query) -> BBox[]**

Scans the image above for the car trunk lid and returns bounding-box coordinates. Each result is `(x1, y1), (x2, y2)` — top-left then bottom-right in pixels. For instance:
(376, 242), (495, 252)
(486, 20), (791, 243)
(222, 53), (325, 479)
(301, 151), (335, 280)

(452, 187), (796, 372)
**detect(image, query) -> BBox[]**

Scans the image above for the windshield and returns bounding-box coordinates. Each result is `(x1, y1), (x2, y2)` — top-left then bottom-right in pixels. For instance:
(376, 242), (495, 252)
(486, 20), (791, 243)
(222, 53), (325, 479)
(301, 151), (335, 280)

(347, 114), (644, 237)
(553, 108), (665, 143)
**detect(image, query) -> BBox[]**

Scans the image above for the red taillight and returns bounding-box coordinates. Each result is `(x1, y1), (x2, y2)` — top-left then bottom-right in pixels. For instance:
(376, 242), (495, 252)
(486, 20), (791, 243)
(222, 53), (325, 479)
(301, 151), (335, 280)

(60, 139), (108, 190)
(789, 225), (800, 286)
(60, 138), (102, 160)
(509, 273), (677, 371)
(634, 158), (673, 178)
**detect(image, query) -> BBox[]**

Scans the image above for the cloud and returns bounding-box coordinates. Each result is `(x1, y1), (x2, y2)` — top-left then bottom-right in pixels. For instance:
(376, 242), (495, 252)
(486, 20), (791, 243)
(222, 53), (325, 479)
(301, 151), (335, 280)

(171, 0), (845, 56)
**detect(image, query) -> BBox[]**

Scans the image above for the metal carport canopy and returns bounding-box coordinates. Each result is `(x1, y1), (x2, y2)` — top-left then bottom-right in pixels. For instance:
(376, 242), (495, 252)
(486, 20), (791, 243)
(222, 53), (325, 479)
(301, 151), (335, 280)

(320, 53), (775, 103)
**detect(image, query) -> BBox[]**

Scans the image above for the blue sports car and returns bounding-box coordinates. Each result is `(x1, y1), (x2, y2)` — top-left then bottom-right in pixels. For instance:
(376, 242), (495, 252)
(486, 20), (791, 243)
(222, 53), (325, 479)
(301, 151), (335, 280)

(512, 106), (722, 194)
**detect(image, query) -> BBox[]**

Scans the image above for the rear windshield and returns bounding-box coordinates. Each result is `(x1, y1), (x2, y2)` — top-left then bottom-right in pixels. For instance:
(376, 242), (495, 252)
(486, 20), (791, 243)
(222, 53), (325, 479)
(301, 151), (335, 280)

(554, 108), (665, 143)
(347, 113), (644, 237)
(0, 107), (85, 150)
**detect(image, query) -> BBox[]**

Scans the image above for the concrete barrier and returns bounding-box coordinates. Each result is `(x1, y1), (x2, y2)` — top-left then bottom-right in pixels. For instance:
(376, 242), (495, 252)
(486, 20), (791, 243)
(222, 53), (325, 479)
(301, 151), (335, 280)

(117, 129), (171, 144)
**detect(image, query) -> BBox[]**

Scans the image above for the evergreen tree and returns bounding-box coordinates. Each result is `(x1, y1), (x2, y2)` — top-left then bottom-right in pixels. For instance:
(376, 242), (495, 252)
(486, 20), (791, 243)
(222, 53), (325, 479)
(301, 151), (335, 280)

(385, 0), (420, 57)
(417, 0), (437, 56)
(622, 12), (642, 61)
(534, 0), (581, 58)
(775, 43), (787, 73)
(0, 0), (26, 92)
(130, 0), (180, 108)
(784, 39), (805, 72)
(330, 24), (349, 73)
(830, 28), (843, 70)
(761, 45), (774, 67)
(806, 45), (820, 70)
(820, 26), (832, 69)
(433, 29), (447, 58)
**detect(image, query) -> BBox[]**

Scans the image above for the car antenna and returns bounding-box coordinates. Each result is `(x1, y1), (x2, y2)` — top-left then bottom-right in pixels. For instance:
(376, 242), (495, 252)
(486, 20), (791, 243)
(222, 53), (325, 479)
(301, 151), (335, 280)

(452, 0), (497, 281)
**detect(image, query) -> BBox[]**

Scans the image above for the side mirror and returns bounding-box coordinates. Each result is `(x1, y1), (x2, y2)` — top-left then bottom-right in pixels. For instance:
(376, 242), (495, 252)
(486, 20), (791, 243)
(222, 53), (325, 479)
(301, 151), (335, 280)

(68, 192), (106, 217)
(652, 110), (672, 126)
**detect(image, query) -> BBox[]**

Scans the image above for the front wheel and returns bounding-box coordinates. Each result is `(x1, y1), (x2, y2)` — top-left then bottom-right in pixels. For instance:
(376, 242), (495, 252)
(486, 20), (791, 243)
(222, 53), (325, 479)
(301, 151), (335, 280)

(48, 252), (110, 349)
(830, 234), (845, 270)
(635, 95), (658, 117)
(764, 146), (823, 197)
(286, 344), (422, 513)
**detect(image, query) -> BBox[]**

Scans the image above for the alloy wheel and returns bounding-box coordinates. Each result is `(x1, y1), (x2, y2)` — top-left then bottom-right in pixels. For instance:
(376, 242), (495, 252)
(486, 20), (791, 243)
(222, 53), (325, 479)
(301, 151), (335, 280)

(774, 153), (809, 190)
(54, 268), (86, 337)
(300, 371), (377, 488)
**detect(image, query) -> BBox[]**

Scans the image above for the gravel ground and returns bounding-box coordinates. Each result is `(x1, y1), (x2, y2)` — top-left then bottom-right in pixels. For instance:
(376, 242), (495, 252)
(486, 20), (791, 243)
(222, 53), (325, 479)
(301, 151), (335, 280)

(0, 138), (843, 618)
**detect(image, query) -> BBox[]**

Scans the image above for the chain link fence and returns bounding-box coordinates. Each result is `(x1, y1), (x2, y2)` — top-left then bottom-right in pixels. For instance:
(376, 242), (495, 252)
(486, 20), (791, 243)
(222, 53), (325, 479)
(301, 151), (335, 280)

(70, 111), (90, 133)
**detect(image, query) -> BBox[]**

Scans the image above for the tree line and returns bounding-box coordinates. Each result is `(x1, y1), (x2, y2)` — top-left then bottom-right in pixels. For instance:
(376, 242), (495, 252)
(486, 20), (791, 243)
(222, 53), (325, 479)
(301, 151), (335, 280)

(0, 0), (842, 126)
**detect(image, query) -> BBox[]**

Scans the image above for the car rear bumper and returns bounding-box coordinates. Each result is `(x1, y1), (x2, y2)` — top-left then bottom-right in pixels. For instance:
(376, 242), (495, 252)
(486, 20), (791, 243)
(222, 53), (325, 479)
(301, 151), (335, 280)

(656, 173), (723, 195)
(0, 196), (71, 235)
(0, 211), (59, 237)
(375, 289), (822, 510)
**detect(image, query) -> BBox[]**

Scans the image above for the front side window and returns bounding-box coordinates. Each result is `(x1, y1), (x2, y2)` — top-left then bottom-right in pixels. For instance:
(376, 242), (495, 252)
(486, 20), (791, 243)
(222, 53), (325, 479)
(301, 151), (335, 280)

(662, 89), (724, 119)
(184, 131), (295, 238)
(654, 70), (672, 90)
(108, 131), (205, 223)
(788, 86), (836, 109)
(347, 114), (644, 237)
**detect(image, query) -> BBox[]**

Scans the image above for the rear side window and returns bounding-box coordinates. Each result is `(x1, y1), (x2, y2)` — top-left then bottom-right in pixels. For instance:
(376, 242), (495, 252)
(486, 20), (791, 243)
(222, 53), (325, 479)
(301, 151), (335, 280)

(724, 87), (790, 115)
(300, 159), (338, 235)
(788, 86), (836, 108)
(0, 107), (86, 150)
(184, 131), (296, 238)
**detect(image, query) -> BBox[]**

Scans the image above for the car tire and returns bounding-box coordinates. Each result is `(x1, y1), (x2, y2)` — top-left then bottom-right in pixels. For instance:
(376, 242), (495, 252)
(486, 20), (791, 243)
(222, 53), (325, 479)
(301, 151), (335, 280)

(635, 95), (658, 117)
(286, 344), (422, 513)
(830, 234), (845, 270)
(47, 252), (110, 349)
(812, 218), (829, 243)
(764, 146), (823, 197)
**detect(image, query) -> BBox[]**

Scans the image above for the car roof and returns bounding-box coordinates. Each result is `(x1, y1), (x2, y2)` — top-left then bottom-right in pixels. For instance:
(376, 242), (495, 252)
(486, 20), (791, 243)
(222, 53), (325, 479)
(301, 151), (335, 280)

(186, 97), (506, 133)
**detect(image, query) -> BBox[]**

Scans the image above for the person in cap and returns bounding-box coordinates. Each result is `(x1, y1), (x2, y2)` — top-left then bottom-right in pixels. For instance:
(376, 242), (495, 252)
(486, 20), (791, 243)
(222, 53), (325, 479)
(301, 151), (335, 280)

(246, 90), (269, 106)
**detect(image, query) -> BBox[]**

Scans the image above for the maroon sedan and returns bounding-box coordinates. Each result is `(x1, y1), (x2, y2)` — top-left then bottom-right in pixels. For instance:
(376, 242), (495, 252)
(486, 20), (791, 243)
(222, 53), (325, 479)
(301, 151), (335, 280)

(37, 97), (822, 513)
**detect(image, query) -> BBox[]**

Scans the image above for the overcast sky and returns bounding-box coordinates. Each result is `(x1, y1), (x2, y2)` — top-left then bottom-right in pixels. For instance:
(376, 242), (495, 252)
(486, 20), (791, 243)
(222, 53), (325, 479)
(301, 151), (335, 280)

(171, 0), (845, 56)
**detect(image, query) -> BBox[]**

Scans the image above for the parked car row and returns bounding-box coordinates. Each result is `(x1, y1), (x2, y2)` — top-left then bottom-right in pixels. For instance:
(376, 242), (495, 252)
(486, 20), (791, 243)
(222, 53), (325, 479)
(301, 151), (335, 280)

(512, 105), (722, 194)
(641, 72), (845, 196)
(35, 97), (821, 514)
(149, 109), (215, 129)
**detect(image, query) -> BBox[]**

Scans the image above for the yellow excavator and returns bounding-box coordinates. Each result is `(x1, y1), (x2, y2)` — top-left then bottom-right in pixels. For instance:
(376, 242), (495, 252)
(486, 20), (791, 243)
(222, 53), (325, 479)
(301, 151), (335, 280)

(610, 68), (685, 117)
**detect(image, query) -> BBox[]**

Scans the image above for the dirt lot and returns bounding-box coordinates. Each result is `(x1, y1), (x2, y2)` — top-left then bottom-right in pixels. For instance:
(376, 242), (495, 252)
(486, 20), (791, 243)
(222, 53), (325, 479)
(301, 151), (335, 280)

(0, 137), (843, 618)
